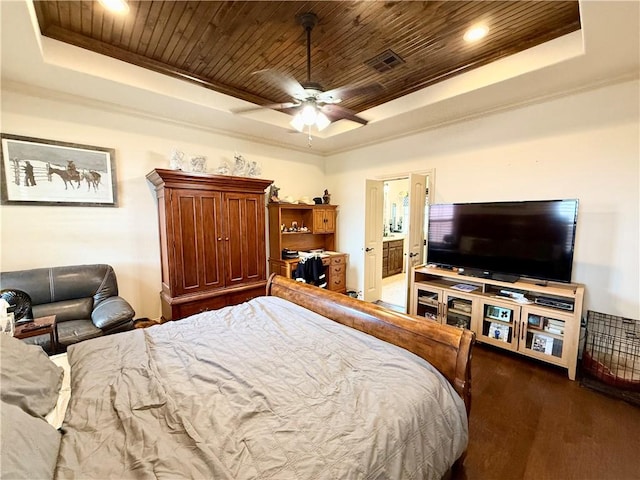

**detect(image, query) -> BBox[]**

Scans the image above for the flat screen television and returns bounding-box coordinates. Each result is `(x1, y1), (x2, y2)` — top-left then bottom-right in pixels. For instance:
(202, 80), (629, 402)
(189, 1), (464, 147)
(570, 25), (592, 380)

(426, 199), (579, 283)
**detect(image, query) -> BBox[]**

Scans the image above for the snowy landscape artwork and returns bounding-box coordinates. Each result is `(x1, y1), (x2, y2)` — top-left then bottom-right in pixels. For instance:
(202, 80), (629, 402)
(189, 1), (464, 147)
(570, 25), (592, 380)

(1, 134), (117, 207)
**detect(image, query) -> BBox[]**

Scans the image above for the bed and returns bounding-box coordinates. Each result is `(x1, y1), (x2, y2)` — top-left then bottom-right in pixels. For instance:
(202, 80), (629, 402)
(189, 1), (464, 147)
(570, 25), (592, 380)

(1, 274), (474, 480)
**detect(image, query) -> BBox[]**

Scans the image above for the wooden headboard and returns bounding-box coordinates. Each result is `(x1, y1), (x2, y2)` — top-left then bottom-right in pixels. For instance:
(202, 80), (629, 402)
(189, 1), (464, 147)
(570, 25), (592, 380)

(266, 274), (474, 414)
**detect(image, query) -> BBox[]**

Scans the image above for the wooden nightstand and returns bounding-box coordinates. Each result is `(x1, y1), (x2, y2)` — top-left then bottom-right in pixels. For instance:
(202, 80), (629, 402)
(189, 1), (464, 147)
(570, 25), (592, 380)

(14, 315), (58, 353)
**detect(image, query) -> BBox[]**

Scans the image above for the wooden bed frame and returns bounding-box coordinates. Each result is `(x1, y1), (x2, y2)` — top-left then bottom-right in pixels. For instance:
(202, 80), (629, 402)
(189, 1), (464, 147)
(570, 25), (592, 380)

(266, 274), (475, 414)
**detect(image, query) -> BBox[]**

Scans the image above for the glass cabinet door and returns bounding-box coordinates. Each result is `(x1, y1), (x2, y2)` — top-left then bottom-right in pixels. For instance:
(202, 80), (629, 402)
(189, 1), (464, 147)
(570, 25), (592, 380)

(478, 300), (520, 350)
(519, 307), (572, 365)
(443, 292), (475, 330)
(413, 284), (442, 322)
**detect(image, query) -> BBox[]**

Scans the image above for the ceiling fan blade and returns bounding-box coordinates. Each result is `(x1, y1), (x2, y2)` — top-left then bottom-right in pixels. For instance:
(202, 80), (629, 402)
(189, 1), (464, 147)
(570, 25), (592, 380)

(232, 102), (300, 114)
(320, 104), (369, 126)
(318, 82), (385, 103)
(252, 69), (306, 99)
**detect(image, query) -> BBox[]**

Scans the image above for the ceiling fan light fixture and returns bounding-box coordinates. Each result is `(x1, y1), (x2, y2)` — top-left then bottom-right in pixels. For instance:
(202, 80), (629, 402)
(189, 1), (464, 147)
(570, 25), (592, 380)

(301, 103), (318, 126)
(316, 112), (331, 131)
(290, 114), (305, 132)
(291, 108), (331, 132)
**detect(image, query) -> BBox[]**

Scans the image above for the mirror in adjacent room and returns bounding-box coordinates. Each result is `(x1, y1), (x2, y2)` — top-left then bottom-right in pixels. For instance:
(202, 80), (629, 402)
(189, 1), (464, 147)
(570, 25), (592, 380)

(380, 178), (410, 310)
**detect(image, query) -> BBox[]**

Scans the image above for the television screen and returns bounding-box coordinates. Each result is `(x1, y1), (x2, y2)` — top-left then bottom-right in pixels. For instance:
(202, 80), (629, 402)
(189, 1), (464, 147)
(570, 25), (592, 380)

(426, 199), (579, 283)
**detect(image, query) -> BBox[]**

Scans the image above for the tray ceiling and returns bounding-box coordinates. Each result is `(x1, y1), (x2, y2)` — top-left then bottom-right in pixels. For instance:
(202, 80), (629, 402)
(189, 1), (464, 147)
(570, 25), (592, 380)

(33, 1), (581, 116)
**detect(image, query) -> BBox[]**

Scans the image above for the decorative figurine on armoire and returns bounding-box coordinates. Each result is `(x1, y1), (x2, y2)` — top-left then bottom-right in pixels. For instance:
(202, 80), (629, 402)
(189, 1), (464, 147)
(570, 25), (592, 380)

(322, 189), (331, 204)
(169, 149), (184, 170)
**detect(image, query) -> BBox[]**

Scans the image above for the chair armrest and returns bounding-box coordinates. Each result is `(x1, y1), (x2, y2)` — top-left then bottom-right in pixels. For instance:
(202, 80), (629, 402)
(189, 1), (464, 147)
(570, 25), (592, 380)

(91, 296), (135, 331)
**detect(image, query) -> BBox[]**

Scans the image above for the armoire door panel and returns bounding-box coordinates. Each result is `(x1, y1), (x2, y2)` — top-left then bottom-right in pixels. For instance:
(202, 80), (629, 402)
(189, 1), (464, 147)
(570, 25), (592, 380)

(243, 196), (262, 280)
(224, 195), (244, 284)
(200, 194), (224, 290)
(224, 193), (265, 285)
(173, 192), (200, 294)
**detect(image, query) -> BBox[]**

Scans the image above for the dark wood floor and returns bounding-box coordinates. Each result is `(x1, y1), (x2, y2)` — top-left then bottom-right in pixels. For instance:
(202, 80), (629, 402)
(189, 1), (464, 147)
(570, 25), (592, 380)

(454, 344), (640, 480)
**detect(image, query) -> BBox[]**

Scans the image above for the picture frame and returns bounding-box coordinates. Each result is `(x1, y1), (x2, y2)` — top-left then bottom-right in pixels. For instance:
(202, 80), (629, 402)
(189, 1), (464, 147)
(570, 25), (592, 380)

(527, 314), (545, 330)
(488, 322), (511, 343)
(0, 133), (117, 207)
(531, 333), (554, 355)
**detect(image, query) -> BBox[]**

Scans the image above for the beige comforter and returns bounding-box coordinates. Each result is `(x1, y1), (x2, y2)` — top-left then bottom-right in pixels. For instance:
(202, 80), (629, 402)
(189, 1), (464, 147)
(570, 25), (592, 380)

(56, 296), (468, 479)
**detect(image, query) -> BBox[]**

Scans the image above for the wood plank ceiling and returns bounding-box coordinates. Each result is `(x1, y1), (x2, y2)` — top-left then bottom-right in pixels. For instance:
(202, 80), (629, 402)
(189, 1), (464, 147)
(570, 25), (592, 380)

(33, 1), (581, 116)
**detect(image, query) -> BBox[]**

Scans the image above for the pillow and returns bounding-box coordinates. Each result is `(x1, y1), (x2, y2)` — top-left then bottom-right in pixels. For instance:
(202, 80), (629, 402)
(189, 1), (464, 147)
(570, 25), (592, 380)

(0, 401), (61, 479)
(45, 353), (72, 430)
(0, 334), (63, 417)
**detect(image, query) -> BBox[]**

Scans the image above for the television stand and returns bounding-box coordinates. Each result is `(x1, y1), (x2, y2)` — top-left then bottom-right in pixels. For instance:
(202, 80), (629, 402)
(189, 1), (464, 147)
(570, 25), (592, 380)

(411, 265), (584, 380)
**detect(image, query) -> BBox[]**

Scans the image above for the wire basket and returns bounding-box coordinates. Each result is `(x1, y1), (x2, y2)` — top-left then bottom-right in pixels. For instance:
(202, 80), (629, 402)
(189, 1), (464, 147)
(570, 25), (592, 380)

(582, 311), (640, 391)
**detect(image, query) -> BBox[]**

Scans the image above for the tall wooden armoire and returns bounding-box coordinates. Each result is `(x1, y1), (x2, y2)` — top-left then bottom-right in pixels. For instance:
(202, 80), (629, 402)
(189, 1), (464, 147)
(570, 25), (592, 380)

(147, 169), (273, 321)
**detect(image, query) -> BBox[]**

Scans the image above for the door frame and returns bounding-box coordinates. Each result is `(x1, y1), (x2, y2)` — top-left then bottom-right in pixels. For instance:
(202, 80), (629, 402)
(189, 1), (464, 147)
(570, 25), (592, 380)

(363, 168), (435, 305)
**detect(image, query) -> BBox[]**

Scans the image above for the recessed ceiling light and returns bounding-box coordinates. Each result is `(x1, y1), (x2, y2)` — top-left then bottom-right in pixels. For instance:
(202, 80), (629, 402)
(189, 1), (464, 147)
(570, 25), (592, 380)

(464, 25), (489, 43)
(98, 0), (130, 14)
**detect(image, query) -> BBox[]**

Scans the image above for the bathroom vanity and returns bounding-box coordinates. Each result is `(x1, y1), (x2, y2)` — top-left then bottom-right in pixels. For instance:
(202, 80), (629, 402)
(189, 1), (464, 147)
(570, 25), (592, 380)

(382, 237), (404, 278)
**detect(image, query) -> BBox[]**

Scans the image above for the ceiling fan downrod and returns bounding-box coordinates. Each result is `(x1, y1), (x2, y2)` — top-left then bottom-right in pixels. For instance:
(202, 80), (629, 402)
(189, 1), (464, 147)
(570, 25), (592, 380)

(298, 12), (318, 84)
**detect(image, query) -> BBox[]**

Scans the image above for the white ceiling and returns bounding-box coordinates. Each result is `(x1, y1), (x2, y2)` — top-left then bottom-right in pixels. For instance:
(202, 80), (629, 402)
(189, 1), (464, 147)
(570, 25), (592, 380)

(1, 1), (638, 155)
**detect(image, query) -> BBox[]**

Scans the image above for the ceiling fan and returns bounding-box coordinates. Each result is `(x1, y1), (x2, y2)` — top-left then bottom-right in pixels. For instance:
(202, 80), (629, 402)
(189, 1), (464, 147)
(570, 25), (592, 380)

(233, 12), (383, 133)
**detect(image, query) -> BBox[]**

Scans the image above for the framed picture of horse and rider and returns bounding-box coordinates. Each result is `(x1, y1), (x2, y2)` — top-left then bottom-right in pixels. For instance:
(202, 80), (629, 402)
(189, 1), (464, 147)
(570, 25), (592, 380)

(0, 133), (117, 207)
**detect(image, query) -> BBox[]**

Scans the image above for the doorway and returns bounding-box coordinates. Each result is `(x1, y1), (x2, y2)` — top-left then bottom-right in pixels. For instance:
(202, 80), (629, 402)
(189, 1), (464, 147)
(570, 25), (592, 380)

(364, 171), (434, 312)
(380, 178), (410, 309)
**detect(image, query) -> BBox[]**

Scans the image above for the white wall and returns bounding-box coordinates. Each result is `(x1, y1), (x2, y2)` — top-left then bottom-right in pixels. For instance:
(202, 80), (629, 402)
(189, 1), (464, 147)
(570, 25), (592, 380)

(326, 79), (640, 319)
(0, 89), (326, 320)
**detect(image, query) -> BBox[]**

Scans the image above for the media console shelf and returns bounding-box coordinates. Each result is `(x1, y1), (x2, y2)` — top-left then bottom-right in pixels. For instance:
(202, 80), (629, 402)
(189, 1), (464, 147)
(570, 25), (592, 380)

(410, 265), (585, 379)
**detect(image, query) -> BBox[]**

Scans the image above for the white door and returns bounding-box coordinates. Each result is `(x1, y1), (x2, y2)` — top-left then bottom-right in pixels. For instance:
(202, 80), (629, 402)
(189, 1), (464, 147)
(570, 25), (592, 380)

(363, 179), (384, 302)
(405, 173), (427, 307)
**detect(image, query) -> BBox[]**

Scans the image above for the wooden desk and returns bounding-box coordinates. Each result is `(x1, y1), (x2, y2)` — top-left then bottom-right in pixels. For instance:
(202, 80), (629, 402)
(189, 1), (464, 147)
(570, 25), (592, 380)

(268, 252), (348, 294)
(14, 315), (58, 353)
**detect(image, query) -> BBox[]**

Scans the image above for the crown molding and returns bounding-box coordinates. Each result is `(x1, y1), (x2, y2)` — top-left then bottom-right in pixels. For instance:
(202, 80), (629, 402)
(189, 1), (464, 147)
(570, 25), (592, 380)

(0, 80), (325, 156)
(326, 72), (639, 156)
(2, 72), (637, 158)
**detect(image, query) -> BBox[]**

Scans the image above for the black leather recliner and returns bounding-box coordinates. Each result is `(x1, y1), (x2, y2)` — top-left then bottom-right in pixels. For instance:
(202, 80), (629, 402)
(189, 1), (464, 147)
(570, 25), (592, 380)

(0, 264), (135, 353)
